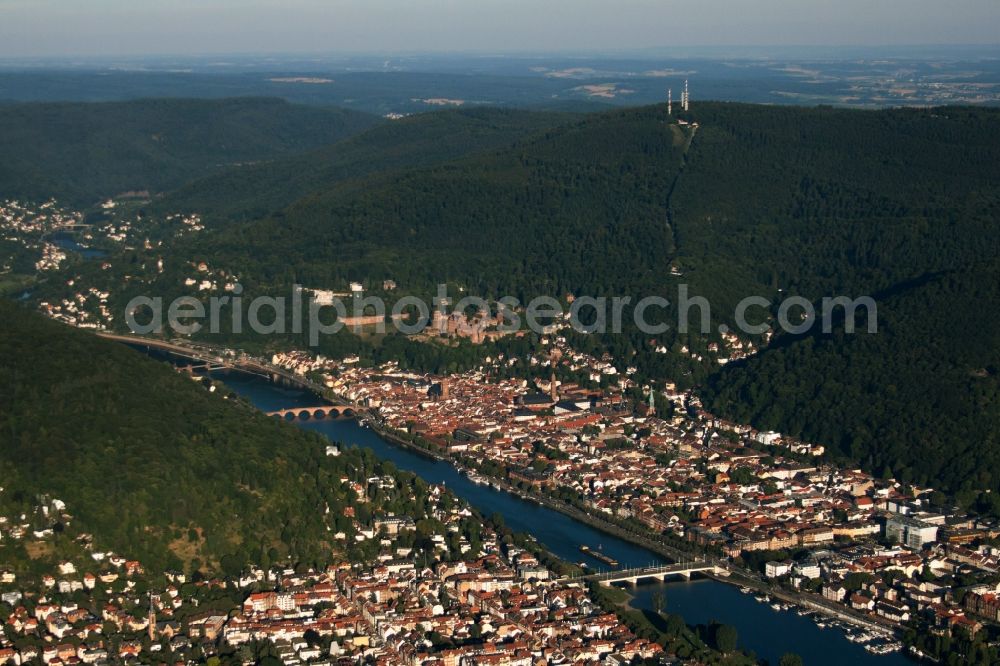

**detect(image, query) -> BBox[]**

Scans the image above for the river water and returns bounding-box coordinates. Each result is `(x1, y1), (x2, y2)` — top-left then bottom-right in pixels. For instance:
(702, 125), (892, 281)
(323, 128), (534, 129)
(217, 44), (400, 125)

(205, 368), (910, 666)
(50, 231), (107, 259)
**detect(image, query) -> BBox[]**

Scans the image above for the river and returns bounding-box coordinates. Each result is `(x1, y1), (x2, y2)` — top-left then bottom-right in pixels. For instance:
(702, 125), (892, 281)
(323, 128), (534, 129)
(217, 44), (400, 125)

(201, 368), (913, 666)
(50, 230), (107, 259)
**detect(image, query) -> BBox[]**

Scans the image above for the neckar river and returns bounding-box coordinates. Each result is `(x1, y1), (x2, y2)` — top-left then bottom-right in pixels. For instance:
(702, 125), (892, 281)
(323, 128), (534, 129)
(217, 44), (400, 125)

(207, 369), (911, 666)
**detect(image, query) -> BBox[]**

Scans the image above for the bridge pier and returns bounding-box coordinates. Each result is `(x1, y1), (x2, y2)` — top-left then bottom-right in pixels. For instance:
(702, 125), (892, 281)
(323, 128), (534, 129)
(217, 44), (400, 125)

(265, 406), (355, 421)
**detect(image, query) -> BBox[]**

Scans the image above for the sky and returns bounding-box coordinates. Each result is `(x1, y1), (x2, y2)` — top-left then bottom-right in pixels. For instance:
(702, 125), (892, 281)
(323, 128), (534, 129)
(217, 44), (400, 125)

(1, 0), (999, 59)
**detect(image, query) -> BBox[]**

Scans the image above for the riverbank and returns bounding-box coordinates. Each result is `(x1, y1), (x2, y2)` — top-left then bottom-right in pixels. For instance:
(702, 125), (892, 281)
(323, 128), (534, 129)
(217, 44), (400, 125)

(376, 425), (704, 563)
(361, 417), (904, 641)
(107, 336), (912, 641)
(196, 362), (913, 666)
(83, 343), (913, 665)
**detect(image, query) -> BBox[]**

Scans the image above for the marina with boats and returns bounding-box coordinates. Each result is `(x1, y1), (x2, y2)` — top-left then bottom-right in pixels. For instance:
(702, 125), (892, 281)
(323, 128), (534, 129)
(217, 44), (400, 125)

(739, 586), (904, 655)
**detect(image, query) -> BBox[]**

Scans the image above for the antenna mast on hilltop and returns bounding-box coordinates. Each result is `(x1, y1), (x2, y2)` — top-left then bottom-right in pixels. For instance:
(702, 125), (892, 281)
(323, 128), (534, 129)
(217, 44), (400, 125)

(667, 88), (672, 116)
(681, 79), (690, 112)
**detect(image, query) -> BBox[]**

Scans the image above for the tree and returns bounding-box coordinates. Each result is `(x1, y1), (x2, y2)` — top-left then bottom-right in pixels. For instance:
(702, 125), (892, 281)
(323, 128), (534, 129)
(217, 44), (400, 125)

(304, 628), (321, 647)
(780, 654), (804, 666)
(713, 623), (738, 653)
(728, 467), (755, 485)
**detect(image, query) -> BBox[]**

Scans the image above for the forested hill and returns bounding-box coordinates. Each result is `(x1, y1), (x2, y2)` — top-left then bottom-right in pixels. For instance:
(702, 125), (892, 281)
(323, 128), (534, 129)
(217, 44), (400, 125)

(0, 97), (379, 204)
(668, 104), (1000, 495)
(19, 101), (1000, 496)
(166, 103), (1000, 305)
(668, 103), (1000, 317)
(702, 262), (1000, 498)
(0, 300), (438, 577)
(154, 102), (1000, 496)
(185, 105), (690, 297)
(160, 107), (581, 222)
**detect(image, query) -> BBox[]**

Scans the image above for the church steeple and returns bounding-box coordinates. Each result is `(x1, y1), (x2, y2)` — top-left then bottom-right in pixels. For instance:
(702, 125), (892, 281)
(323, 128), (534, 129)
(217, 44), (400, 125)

(147, 592), (156, 641)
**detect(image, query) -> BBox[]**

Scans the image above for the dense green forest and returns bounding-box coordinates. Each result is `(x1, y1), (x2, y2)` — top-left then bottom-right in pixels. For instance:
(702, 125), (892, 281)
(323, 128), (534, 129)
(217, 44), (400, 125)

(183, 102), (1000, 494)
(180, 106), (689, 298)
(0, 300), (449, 576)
(12, 100), (1000, 495)
(672, 104), (1000, 493)
(159, 107), (581, 222)
(164, 103), (1000, 306)
(670, 103), (1000, 317)
(43, 105), (698, 381)
(0, 97), (378, 203)
(702, 262), (1000, 495)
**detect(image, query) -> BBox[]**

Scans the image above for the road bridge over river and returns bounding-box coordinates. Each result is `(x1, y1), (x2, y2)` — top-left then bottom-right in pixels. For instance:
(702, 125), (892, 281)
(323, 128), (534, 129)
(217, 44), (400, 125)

(568, 561), (720, 585)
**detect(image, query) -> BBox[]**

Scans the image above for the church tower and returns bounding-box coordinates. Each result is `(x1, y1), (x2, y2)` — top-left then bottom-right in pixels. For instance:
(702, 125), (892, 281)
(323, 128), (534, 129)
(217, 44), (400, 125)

(147, 592), (156, 641)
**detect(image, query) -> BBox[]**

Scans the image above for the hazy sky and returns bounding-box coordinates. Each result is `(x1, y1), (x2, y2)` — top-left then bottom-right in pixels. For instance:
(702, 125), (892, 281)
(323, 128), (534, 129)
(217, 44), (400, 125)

(1, 0), (998, 58)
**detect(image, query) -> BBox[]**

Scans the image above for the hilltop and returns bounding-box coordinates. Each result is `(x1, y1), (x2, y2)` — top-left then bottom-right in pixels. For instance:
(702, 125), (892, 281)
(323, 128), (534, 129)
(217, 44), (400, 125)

(183, 105), (690, 297)
(668, 103), (1000, 493)
(159, 106), (581, 222)
(0, 97), (378, 204)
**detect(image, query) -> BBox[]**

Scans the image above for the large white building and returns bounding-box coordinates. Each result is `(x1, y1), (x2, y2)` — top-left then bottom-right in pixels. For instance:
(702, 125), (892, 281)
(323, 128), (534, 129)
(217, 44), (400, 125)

(885, 515), (939, 549)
